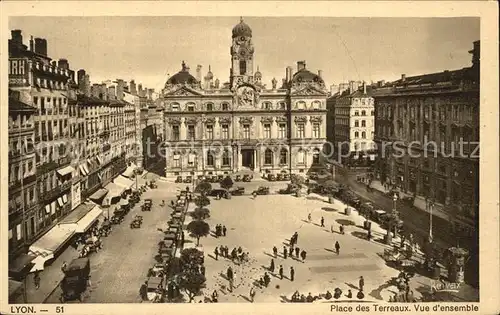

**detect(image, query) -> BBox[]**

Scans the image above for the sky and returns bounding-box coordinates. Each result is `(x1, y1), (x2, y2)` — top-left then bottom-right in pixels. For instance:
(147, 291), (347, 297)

(9, 16), (479, 93)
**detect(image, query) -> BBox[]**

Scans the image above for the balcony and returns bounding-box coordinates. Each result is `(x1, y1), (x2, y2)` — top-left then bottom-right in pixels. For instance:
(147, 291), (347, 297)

(58, 156), (71, 166)
(37, 161), (59, 175)
(39, 181), (71, 202)
(9, 174), (37, 191)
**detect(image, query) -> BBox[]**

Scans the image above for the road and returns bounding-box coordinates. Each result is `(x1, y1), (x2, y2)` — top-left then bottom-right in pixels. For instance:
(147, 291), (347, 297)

(334, 168), (478, 287)
(45, 184), (177, 303)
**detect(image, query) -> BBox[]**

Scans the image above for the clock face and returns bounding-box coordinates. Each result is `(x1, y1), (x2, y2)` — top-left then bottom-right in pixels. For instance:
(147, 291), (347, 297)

(240, 36), (245, 42)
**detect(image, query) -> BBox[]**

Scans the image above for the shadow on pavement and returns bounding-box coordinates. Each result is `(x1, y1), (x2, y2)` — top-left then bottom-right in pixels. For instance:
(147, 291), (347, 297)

(344, 282), (360, 291)
(280, 295), (291, 303)
(368, 281), (393, 300)
(324, 248), (335, 253)
(336, 219), (356, 226)
(321, 207), (337, 212)
(263, 251), (278, 259)
(351, 231), (369, 241)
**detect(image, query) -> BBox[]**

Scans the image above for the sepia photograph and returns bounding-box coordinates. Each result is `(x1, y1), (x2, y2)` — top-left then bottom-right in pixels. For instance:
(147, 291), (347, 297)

(1, 1), (499, 314)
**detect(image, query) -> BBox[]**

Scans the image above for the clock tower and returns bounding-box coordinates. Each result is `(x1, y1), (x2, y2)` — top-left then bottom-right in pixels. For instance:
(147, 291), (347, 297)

(230, 17), (255, 89)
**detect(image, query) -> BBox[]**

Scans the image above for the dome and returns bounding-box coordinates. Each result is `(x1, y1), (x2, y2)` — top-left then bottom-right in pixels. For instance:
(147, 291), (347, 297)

(232, 17), (252, 38)
(166, 61), (198, 85)
(292, 69), (323, 84)
(205, 65), (214, 79)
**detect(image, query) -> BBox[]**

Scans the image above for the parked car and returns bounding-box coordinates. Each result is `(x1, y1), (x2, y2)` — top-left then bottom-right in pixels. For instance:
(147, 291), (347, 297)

(209, 188), (229, 198)
(276, 174), (283, 181)
(230, 186), (245, 196)
(254, 186), (270, 195)
(60, 258), (90, 302)
(217, 175), (224, 182)
(175, 176), (183, 183)
(235, 175), (242, 182)
(308, 172), (319, 180)
(183, 176), (192, 183)
(267, 174), (276, 181)
(242, 174), (252, 182)
(283, 173), (290, 181)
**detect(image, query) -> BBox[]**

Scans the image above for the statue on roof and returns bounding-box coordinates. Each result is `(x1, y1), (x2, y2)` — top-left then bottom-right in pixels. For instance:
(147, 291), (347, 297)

(272, 77), (277, 89)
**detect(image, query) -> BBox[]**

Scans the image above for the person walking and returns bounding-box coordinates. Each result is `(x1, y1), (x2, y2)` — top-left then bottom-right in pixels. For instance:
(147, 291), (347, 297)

(331, 224), (334, 233)
(359, 276), (365, 292)
(295, 247), (300, 258)
(294, 232), (299, 245)
(212, 290), (218, 302)
(308, 213), (312, 222)
(283, 246), (288, 259)
(335, 241), (340, 255)
(300, 250), (307, 261)
(367, 229), (372, 241)
(249, 287), (256, 302)
(214, 247), (219, 260)
(347, 289), (352, 298)
(290, 266), (295, 281)
(279, 265), (284, 279)
(273, 246), (278, 258)
(340, 224), (344, 235)
(263, 272), (271, 287)
(320, 216), (325, 227)
(222, 225), (227, 237)
(289, 246), (293, 258)
(270, 259), (275, 273)
(61, 261), (67, 273)
(33, 271), (41, 290)
(227, 267), (234, 292)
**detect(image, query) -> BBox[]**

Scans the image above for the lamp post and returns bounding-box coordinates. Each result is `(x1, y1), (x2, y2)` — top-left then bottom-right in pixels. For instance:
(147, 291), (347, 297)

(429, 198), (434, 244)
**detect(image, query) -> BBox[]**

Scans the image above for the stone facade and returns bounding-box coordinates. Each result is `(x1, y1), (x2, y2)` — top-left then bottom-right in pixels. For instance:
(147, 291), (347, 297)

(162, 19), (328, 179)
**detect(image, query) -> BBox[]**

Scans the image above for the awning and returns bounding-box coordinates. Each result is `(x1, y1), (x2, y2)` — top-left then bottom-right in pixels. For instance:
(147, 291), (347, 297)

(72, 206), (103, 233)
(113, 175), (134, 190)
(56, 165), (75, 177)
(83, 163), (90, 175)
(79, 165), (88, 176)
(102, 183), (125, 206)
(89, 188), (109, 201)
(59, 203), (103, 233)
(95, 156), (101, 165)
(45, 205), (51, 214)
(57, 197), (64, 207)
(63, 194), (68, 203)
(119, 199), (129, 206)
(122, 166), (135, 178)
(9, 253), (36, 277)
(29, 225), (75, 271)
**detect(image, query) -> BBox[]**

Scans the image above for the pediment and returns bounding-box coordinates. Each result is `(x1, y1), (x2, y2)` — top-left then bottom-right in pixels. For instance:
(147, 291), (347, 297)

(167, 86), (203, 97)
(291, 85), (326, 96)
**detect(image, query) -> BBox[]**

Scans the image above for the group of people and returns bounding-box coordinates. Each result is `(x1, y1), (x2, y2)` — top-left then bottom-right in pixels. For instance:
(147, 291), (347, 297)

(214, 224), (227, 237)
(266, 259), (295, 281)
(214, 246), (249, 264)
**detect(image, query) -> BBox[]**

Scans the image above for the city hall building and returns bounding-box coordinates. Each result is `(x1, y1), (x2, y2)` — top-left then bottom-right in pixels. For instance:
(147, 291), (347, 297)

(161, 19), (328, 179)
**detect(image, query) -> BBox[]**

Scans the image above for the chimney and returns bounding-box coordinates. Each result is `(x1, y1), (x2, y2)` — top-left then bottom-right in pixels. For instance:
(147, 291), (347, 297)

(29, 36), (34, 51)
(116, 79), (125, 100)
(108, 86), (116, 100)
(84, 75), (91, 96)
(138, 84), (143, 96)
(196, 65), (202, 82)
(401, 74), (406, 82)
(330, 84), (338, 95)
(286, 66), (293, 83)
(41, 39), (48, 56)
(100, 84), (108, 100)
(58, 59), (69, 70)
(348, 81), (354, 93)
(34, 38), (43, 54)
(130, 80), (137, 95)
(377, 80), (385, 88)
(297, 60), (306, 72)
(11, 30), (23, 46)
(363, 81), (367, 94)
(469, 40), (480, 68)
(91, 84), (100, 98)
(148, 89), (154, 100)
(318, 70), (323, 78)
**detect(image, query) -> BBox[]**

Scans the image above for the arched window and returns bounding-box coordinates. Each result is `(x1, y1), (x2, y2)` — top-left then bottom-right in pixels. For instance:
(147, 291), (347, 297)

(312, 101), (321, 110)
(171, 103), (180, 111)
(312, 149), (320, 165)
(362, 131), (366, 139)
(206, 151), (214, 166)
(354, 131), (359, 138)
(361, 120), (366, 127)
(279, 102), (286, 110)
(361, 110), (366, 116)
(187, 103), (195, 112)
(206, 103), (213, 111)
(264, 149), (273, 165)
(263, 102), (271, 110)
(297, 149), (306, 164)
(371, 110), (375, 116)
(239, 60), (247, 75)
(280, 148), (288, 164)
(222, 103), (229, 111)
(296, 101), (306, 110)
(222, 150), (231, 166)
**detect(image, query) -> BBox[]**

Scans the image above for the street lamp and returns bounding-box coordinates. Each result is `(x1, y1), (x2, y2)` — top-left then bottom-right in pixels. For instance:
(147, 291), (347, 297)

(429, 199), (434, 244)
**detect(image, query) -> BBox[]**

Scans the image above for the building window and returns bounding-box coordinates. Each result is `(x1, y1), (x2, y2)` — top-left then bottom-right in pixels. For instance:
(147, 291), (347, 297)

(361, 120), (366, 127)
(187, 125), (195, 140)
(361, 110), (366, 116)
(354, 120), (359, 127)
(206, 125), (213, 139)
(187, 104), (195, 112)
(297, 149), (305, 164)
(263, 102), (271, 110)
(354, 111), (359, 116)
(206, 103), (213, 111)
(361, 131), (366, 139)
(171, 125), (179, 140)
(222, 103), (229, 111)
(279, 102), (286, 110)
(221, 124), (229, 139)
(171, 103), (180, 111)
(173, 152), (181, 168)
(222, 150), (231, 166)
(239, 60), (247, 75)
(280, 148), (288, 164)
(206, 151), (214, 166)
(312, 123), (320, 138)
(188, 152), (196, 167)
(312, 149), (320, 164)
(243, 124), (250, 139)
(296, 123), (305, 138)
(371, 110), (375, 116)
(264, 124), (271, 138)
(264, 149), (273, 165)
(354, 131), (359, 138)
(278, 123), (286, 138)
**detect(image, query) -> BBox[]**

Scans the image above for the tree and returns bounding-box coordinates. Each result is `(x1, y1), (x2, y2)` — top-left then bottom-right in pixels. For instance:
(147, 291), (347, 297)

(190, 207), (210, 220)
(178, 270), (206, 302)
(194, 195), (210, 209)
(180, 248), (204, 271)
(290, 174), (305, 186)
(220, 176), (234, 190)
(384, 210), (401, 244)
(186, 220), (210, 246)
(194, 181), (212, 196)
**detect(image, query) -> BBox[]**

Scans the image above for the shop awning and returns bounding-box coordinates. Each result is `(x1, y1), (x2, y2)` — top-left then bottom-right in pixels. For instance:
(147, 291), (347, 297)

(9, 253), (36, 278)
(83, 163), (90, 175)
(102, 183), (125, 206)
(57, 197), (64, 207)
(89, 188), (108, 201)
(56, 165), (75, 177)
(122, 166), (135, 178)
(72, 206), (103, 233)
(119, 199), (129, 206)
(79, 165), (88, 176)
(29, 225), (75, 271)
(96, 155), (102, 165)
(113, 175), (134, 190)
(59, 203), (103, 233)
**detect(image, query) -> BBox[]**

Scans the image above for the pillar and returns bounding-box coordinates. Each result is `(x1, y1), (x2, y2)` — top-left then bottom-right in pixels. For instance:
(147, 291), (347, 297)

(446, 247), (469, 284)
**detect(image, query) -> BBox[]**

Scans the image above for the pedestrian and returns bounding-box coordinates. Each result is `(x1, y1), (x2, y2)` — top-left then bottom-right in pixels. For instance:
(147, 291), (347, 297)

(300, 250), (307, 261)
(335, 241), (340, 255)
(289, 246), (293, 258)
(283, 246), (287, 259)
(295, 247), (300, 258)
(212, 290), (218, 302)
(294, 232), (299, 245)
(270, 259), (275, 273)
(61, 261), (67, 273)
(273, 246), (278, 258)
(140, 281), (148, 300)
(227, 267), (234, 281)
(33, 271), (41, 290)
(200, 265), (206, 276)
(359, 276), (364, 291)
(367, 229), (372, 241)
(347, 289), (352, 298)
(214, 247), (219, 260)
(308, 213), (312, 222)
(290, 266), (295, 281)
(222, 225), (227, 237)
(264, 272), (271, 287)
(321, 216), (325, 227)
(331, 224), (334, 233)
(279, 265), (284, 279)
(340, 224), (344, 235)
(249, 287), (256, 302)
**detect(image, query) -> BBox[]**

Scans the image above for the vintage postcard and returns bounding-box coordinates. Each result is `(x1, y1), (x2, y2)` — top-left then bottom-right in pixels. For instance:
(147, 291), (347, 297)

(1, 1), (498, 315)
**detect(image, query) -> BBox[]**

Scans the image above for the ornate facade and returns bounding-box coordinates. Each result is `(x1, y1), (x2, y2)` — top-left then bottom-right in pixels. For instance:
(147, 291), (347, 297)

(161, 19), (328, 178)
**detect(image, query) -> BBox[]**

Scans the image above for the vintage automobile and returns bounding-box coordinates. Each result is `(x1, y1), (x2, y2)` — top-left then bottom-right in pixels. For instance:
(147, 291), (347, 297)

(130, 215), (143, 229)
(145, 277), (165, 303)
(276, 174), (283, 181)
(209, 188), (229, 198)
(217, 175), (224, 182)
(183, 176), (192, 183)
(148, 263), (166, 277)
(308, 172), (319, 180)
(267, 174), (276, 182)
(142, 199), (152, 212)
(282, 173), (290, 181)
(234, 175), (242, 182)
(175, 176), (183, 183)
(100, 221), (112, 236)
(60, 258), (90, 303)
(230, 186), (245, 196)
(197, 175), (205, 181)
(254, 186), (270, 195)
(242, 174), (252, 182)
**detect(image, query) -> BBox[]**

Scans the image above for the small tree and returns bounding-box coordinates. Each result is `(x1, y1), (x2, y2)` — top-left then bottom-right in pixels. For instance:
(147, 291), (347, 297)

(384, 210), (401, 244)
(195, 181), (212, 196)
(220, 176), (234, 190)
(186, 220), (210, 246)
(290, 174), (305, 186)
(178, 270), (206, 302)
(190, 207), (210, 220)
(194, 195), (210, 209)
(180, 248), (204, 271)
